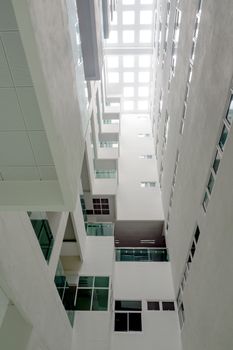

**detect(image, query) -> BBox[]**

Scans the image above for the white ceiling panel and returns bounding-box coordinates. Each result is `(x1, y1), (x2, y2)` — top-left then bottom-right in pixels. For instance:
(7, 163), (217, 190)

(38, 166), (57, 180)
(0, 38), (13, 87)
(1, 32), (33, 86)
(0, 166), (40, 180)
(0, 0), (18, 32)
(0, 131), (36, 166)
(28, 131), (54, 166)
(0, 87), (26, 131)
(16, 87), (44, 131)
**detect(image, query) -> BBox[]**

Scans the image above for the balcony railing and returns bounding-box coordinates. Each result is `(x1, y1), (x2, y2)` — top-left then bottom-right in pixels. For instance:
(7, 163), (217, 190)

(30, 219), (54, 262)
(100, 141), (119, 148)
(115, 248), (169, 262)
(95, 169), (117, 179)
(85, 223), (114, 236)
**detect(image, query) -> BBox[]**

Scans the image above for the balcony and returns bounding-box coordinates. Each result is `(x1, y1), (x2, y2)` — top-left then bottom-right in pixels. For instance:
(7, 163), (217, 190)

(85, 223), (114, 236)
(115, 248), (169, 262)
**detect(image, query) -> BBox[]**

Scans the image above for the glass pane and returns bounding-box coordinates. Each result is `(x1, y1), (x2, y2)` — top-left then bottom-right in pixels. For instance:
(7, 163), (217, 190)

(207, 172), (214, 194)
(129, 313), (142, 331)
(75, 289), (92, 310)
(162, 302), (175, 311)
(114, 313), (127, 332)
(94, 276), (109, 288)
(190, 242), (196, 257)
(78, 276), (93, 287)
(202, 191), (209, 211)
(63, 285), (76, 310)
(115, 300), (142, 311)
(213, 150), (221, 174)
(92, 289), (109, 311)
(218, 124), (228, 150)
(147, 301), (160, 310)
(194, 226), (200, 244)
(226, 97), (233, 125)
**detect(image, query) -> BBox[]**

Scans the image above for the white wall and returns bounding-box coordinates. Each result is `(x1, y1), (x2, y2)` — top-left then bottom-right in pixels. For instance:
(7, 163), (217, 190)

(79, 237), (114, 276)
(117, 115), (164, 221)
(114, 262), (175, 300)
(0, 287), (8, 329)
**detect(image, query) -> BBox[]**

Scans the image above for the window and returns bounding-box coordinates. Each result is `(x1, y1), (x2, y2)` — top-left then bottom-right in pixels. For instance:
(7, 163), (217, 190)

(122, 0), (135, 4)
(207, 172), (214, 194)
(140, 11), (153, 25)
(138, 133), (150, 137)
(123, 72), (135, 83)
(108, 72), (119, 83)
(178, 302), (185, 329)
(137, 100), (149, 110)
(190, 241), (196, 258)
(92, 198), (110, 215)
(147, 301), (160, 310)
(76, 276), (109, 311)
(138, 71), (150, 83)
(202, 191), (209, 212)
(162, 301), (175, 311)
(106, 56), (119, 68)
(124, 100), (134, 111)
(124, 86), (134, 97)
(194, 226), (200, 244)
(139, 155), (153, 159)
(218, 124), (228, 151)
(140, 181), (156, 187)
(107, 30), (118, 44)
(138, 55), (151, 68)
(226, 95), (233, 126)
(123, 30), (135, 43)
(139, 30), (152, 43)
(123, 11), (135, 25)
(123, 55), (135, 67)
(138, 86), (149, 97)
(114, 301), (142, 332)
(212, 150), (221, 174)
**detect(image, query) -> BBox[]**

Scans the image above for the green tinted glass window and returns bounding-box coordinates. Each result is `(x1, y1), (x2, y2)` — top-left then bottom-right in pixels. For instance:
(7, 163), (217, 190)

(94, 276), (109, 288)
(75, 289), (92, 310)
(78, 276), (93, 287)
(92, 289), (109, 311)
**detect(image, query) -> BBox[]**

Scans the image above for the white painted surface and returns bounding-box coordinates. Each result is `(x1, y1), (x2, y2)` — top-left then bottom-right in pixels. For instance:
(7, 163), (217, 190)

(114, 262), (175, 300)
(0, 287), (8, 329)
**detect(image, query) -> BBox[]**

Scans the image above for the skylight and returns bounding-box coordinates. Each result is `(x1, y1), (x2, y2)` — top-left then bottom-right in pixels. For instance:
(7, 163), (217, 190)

(123, 56), (135, 67)
(123, 11), (135, 25)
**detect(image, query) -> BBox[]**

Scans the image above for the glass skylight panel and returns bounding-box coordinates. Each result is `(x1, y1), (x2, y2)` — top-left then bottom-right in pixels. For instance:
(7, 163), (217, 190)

(111, 12), (118, 25)
(107, 31), (118, 44)
(140, 0), (153, 4)
(138, 100), (149, 110)
(123, 30), (135, 43)
(122, 0), (135, 4)
(138, 55), (151, 67)
(108, 72), (119, 83)
(123, 55), (135, 67)
(123, 11), (135, 25)
(124, 87), (134, 97)
(107, 56), (119, 68)
(123, 72), (134, 83)
(124, 100), (134, 111)
(140, 11), (153, 25)
(138, 71), (150, 83)
(139, 30), (152, 43)
(138, 86), (149, 97)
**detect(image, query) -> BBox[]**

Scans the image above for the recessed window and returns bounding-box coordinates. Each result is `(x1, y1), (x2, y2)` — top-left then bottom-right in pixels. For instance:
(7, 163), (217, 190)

(202, 191), (209, 212)
(124, 100), (134, 111)
(140, 11), (153, 25)
(138, 71), (150, 83)
(139, 155), (153, 159)
(123, 11), (135, 25)
(138, 133), (150, 138)
(162, 301), (175, 311)
(115, 300), (142, 332)
(124, 86), (134, 97)
(226, 95), (233, 125)
(218, 124), (228, 151)
(123, 71), (135, 83)
(138, 86), (149, 97)
(138, 55), (151, 67)
(123, 55), (135, 67)
(107, 30), (118, 44)
(108, 72), (119, 83)
(123, 30), (135, 43)
(139, 30), (152, 43)
(138, 100), (149, 110)
(207, 172), (214, 194)
(194, 226), (200, 244)
(147, 301), (160, 310)
(190, 241), (196, 258)
(212, 150), (221, 174)
(107, 56), (119, 68)
(140, 181), (156, 188)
